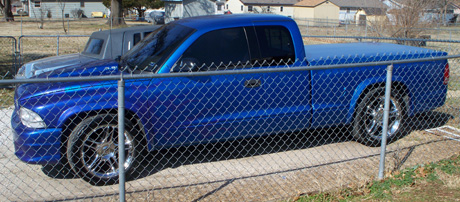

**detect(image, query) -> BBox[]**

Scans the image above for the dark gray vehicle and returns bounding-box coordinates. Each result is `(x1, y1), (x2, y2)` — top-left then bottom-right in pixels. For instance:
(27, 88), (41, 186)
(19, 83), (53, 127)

(16, 25), (161, 79)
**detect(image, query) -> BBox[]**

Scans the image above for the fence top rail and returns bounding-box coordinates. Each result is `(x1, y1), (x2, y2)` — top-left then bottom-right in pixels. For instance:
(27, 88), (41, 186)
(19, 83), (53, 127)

(303, 35), (460, 44)
(18, 35), (91, 38)
(2, 54), (459, 85)
(0, 36), (17, 39)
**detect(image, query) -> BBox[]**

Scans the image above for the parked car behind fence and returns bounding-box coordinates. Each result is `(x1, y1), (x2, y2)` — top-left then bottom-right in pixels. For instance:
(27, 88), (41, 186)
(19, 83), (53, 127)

(16, 25), (160, 79)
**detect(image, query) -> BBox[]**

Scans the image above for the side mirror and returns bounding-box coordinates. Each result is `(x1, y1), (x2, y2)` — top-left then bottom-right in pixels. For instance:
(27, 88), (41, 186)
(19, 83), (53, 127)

(173, 58), (200, 72)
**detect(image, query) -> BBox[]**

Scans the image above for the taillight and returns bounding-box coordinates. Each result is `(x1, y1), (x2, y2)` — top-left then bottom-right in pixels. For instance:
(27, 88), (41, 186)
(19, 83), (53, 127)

(443, 63), (450, 85)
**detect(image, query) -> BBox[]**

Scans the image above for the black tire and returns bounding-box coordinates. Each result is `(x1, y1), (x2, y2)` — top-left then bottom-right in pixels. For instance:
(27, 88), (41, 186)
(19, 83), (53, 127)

(353, 87), (407, 146)
(67, 114), (139, 186)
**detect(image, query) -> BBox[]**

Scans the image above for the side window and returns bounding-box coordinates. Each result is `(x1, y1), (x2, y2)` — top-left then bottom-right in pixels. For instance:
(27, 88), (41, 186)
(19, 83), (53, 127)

(254, 26), (295, 65)
(133, 33), (141, 46)
(177, 27), (250, 72)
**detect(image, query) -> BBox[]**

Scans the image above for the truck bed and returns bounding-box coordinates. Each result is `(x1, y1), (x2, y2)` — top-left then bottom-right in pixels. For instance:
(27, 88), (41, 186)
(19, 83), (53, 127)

(305, 42), (447, 66)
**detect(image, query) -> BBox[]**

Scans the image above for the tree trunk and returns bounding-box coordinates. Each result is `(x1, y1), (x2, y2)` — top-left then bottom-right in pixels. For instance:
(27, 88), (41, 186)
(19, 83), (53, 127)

(107, 0), (125, 26)
(3, 0), (14, 22)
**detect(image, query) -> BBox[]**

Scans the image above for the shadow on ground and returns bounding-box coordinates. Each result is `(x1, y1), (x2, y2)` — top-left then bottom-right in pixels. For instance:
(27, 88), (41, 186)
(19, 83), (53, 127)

(40, 111), (453, 184)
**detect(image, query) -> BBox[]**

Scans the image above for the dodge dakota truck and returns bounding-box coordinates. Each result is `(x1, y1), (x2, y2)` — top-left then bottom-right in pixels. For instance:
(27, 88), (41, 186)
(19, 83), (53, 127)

(12, 14), (449, 185)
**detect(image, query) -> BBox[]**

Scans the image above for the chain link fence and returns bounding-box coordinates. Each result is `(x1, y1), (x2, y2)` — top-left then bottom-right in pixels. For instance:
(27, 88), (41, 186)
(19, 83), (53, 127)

(18, 35), (89, 66)
(0, 37), (17, 79)
(0, 33), (460, 201)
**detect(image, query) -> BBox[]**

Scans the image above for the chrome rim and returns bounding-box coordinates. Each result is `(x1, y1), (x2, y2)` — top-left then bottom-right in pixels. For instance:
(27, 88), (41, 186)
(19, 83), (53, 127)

(364, 96), (401, 139)
(81, 124), (135, 178)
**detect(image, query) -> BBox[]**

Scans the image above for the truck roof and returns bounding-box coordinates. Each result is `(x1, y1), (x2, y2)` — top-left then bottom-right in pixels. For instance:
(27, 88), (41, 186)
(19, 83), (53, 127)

(93, 25), (162, 35)
(174, 14), (294, 30)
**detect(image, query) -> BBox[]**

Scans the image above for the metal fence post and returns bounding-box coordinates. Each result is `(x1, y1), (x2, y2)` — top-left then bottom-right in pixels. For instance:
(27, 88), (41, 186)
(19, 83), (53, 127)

(378, 64), (394, 180)
(57, 36), (60, 56)
(118, 76), (126, 202)
(11, 37), (18, 75)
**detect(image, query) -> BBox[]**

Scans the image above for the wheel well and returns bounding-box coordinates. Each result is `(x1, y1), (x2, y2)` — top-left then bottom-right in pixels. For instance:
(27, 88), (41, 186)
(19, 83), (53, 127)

(356, 82), (409, 107)
(352, 81), (409, 122)
(60, 109), (146, 156)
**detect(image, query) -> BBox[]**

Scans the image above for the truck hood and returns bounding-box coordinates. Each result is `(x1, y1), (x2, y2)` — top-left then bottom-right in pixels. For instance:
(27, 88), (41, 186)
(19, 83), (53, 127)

(16, 53), (101, 79)
(305, 42), (447, 66)
(35, 58), (120, 78)
(16, 59), (120, 103)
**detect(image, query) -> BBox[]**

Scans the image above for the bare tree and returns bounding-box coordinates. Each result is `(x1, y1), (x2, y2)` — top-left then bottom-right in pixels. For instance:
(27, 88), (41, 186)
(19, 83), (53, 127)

(31, 5), (48, 29)
(57, 0), (67, 33)
(366, 0), (438, 39)
(432, 0), (456, 25)
(0, 0), (14, 21)
(391, 0), (434, 38)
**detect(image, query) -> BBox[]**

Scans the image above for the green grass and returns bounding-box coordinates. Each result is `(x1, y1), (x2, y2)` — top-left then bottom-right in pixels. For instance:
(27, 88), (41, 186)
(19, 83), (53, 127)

(0, 88), (15, 107)
(294, 154), (460, 202)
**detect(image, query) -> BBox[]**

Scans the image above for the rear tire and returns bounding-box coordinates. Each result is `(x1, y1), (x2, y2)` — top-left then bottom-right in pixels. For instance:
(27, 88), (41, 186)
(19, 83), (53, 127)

(67, 114), (139, 186)
(353, 87), (407, 146)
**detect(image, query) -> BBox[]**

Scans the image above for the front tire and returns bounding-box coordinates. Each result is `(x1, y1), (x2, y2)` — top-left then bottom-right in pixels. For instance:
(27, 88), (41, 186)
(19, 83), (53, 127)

(353, 87), (407, 146)
(67, 114), (138, 186)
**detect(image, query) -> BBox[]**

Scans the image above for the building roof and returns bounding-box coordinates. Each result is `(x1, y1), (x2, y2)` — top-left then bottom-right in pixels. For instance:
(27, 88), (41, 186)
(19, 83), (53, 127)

(295, 0), (387, 8)
(295, 0), (330, 7)
(241, 0), (300, 6)
(394, 0), (459, 11)
(330, 0), (386, 8)
(363, 7), (387, 15)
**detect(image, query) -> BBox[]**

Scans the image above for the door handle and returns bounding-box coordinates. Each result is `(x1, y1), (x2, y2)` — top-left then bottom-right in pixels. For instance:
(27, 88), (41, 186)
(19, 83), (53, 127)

(244, 79), (261, 88)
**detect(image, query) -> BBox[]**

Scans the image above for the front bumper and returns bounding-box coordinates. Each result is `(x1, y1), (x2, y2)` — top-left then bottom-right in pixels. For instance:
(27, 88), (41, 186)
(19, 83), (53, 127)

(11, 108), (62, 164)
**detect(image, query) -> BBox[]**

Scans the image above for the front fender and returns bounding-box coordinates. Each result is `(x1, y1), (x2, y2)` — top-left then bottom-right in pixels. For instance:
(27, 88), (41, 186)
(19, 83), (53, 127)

(57, 101), (119, 127)
(57, 99), (157, 151)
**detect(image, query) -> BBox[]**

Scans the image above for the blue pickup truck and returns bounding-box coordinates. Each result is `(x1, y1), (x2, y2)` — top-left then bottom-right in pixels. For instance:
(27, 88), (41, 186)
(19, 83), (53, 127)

(12, 14), (449, 185)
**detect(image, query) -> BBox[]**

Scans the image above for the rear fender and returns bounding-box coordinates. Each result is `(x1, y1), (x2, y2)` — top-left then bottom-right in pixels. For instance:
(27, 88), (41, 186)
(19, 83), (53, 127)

(346, 75), (406, 123)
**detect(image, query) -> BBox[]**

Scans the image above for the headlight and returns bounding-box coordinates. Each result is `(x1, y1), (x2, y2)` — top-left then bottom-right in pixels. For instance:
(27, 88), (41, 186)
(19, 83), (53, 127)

(15, 63), (34, 79)
(15, 65), (26, 79)
(19, 108), (46, 128)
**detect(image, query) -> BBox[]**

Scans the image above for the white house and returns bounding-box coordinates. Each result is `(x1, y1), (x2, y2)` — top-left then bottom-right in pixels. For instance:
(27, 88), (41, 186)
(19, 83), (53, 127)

(28, 0), (108, 19)
(226, 0), (297, 17)
(329, 0), (387, 24)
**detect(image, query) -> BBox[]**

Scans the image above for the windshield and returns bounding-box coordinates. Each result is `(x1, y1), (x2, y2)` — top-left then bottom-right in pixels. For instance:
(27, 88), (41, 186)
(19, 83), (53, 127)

(121, 23), (195, 72)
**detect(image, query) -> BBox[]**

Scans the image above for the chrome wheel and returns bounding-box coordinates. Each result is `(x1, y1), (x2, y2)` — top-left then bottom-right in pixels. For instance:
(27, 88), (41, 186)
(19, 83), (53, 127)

(363, 96), (402, 139)
(353, 87), (407, 146)
(81, 124), (135, 179)
(67, 114), (139, 186)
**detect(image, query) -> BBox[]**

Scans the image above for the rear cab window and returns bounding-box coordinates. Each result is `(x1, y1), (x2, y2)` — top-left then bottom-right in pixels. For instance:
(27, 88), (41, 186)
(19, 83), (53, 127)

(133, 33), (141, 47)
(253, 26), (295, 65)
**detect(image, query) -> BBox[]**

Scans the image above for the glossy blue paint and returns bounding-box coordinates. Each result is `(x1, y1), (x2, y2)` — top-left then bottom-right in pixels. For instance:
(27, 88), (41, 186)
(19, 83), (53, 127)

(12, 14), (449, 165)
(306, 43), (448, 127)
(12, 108), (62, 164)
